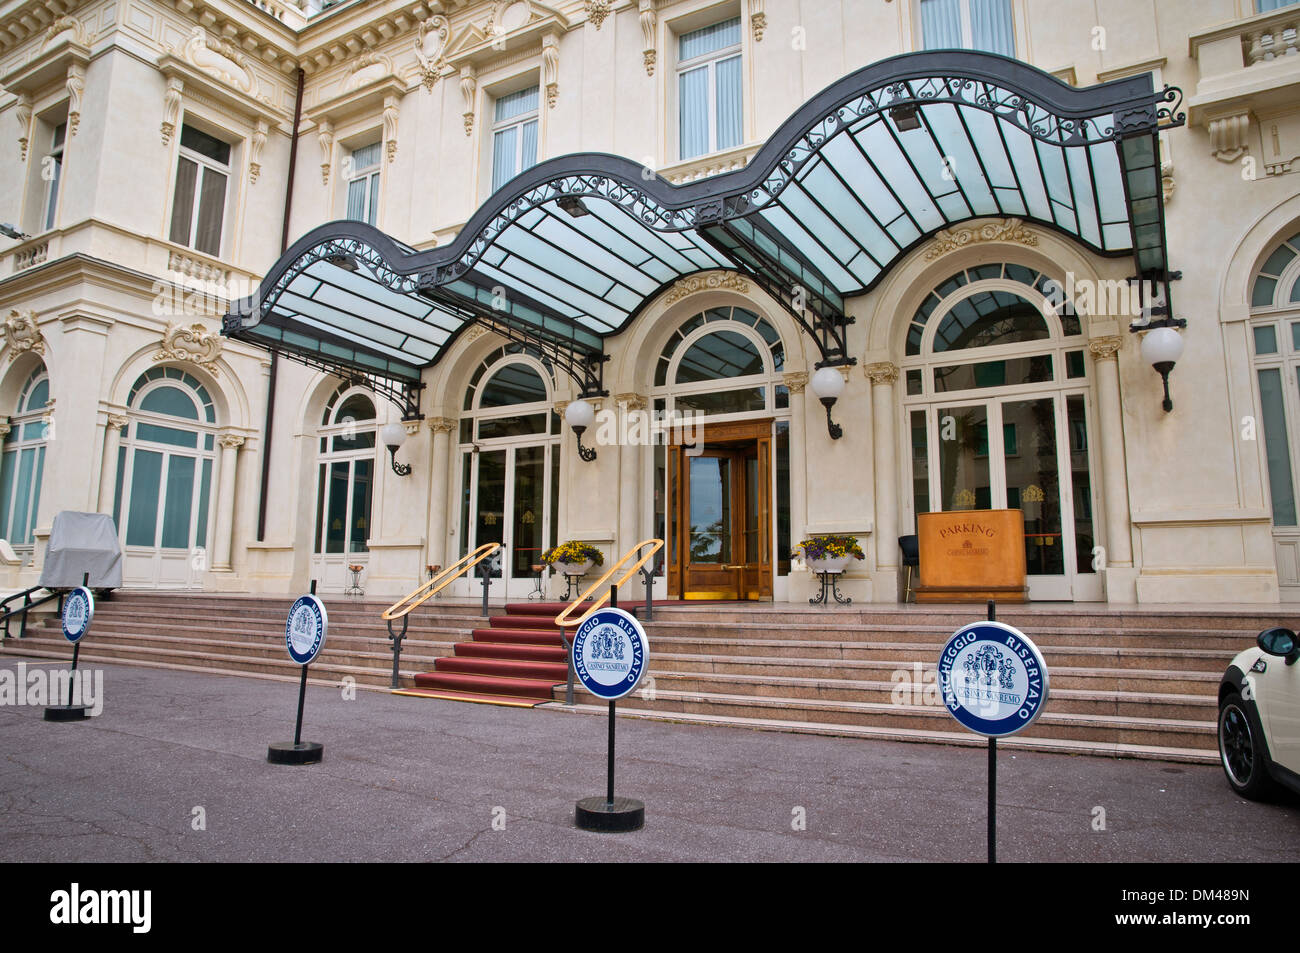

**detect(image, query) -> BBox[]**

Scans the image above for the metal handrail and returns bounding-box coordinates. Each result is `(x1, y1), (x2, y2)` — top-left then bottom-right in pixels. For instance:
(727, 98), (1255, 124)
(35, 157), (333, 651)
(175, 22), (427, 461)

(381, 542), (501, 689)
(1, 585), (61, 640)
(553, 538), (664, 630)
(381, 542), (501, 622)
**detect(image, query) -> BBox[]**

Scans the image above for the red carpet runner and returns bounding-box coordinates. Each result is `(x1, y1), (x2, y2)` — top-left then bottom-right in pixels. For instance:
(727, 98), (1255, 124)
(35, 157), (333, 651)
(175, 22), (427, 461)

(393, 601), (644, 707)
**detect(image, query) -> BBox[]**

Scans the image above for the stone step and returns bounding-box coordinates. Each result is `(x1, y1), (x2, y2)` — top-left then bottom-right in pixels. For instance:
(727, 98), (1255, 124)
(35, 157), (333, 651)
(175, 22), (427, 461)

(553, 686), (1215, 750)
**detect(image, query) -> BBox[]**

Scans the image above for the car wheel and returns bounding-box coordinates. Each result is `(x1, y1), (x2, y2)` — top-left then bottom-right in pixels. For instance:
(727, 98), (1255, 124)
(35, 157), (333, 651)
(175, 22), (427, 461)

(1218, 693), (1278, 801)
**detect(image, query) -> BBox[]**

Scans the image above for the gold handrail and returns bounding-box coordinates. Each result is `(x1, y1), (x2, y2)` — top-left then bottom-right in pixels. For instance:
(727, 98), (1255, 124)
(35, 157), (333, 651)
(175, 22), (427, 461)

(553, 538), (664, 630)
(381, 542), (501, 621)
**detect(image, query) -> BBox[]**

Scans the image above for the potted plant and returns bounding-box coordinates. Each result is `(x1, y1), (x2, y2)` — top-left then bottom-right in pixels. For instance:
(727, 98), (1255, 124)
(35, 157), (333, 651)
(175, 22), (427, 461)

(540, 541), (605, 577)
(793, 535), (865, 574)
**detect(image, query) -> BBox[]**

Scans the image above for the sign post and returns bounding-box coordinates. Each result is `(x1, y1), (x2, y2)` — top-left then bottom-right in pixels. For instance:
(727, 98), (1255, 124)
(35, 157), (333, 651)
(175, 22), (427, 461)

(937, 601), (1050, 863)
(571, 604), (649, 832)
(44, 579), (94, 722)
(267, 587), (327, 765)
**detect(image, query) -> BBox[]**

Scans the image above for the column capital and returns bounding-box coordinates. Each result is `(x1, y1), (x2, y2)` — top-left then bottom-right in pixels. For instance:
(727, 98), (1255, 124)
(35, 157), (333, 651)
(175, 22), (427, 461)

(782, 371), (808, 394)
(1087, 335), (1124, 361)
(106, 413), (129, 431)
(218, 432), (246, 450)
(864, 361), (900, 385)
(614, 392), (647, 410)
(427, 416), (456, 434)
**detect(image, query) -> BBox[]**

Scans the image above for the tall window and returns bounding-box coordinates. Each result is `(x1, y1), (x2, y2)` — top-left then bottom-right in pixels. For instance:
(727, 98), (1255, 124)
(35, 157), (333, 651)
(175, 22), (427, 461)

(42, 123), (66, 232)
(314, 387), (376, 556)
(678, 17), (742, 160)
(1250, 231), (1300, 529)
(0, 367), (50, 549)
(920, 0), (1015, 57)
(346, 141), (382, 225)
(169, 124), (231, 257)
(491, 87), (539, 192)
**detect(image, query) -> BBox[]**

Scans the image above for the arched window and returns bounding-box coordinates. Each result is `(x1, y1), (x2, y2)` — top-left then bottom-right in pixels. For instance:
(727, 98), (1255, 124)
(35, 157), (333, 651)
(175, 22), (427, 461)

(1248, 231), (1300, 548)
(902, 264), (1096, 600)
(652, 306), (786, 415)
(457, 354), (560, 591)
(0, 366), (50, 548)
(115, 368), (218, 570)
(314, 385), (376, 557)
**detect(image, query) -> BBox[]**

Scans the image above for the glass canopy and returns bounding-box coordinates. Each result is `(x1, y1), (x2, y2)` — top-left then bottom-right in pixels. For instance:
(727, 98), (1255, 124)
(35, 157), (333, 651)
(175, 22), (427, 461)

(223, 50), (1183, 415)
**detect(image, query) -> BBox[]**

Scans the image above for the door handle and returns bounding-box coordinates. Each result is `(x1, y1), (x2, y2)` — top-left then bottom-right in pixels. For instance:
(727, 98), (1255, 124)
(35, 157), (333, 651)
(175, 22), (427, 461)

(723, 564), (745, 571)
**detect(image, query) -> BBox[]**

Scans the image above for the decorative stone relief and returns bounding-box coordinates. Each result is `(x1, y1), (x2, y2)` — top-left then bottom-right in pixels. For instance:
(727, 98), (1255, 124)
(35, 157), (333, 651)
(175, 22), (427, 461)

(460, 66), (477, 136)
(2, 310), (45, 362)
(383, 95), (400, 163)
(586, 0), (611, 29)
(106, 413), (130, 431)
(1208, 112), (1250, 163)
(865, 362), (900, 385)
(168, 251), (230, 284)
(174, 27), (259, 99)
(615, 392), (647, 410)
(542, 32), (560, 109)
(1161, 158), (1174, 204)
(415, 15), (450, 91)
(249, 119), (268, 183)
(16, 92), (32, 161)
(427, 417), (456, 434)
(219, 432), (245, 450)
(318, 121), (334, 185)
(924, 219), (1038, 260)
(640, 0), (657, 75)
(403, 419), (421, 436)
(1087, 335), (1123, 360)
(66, 63), (85, 136)
(663, 271), (749, 302)
(161, 77), (184, 146)
(751, 0), (766, 41)
(782, 371), (808, 394)
(155, 322), (224, 375)
(42, 14), (89, 49)
(344, 52), (393, 92)
(463, 324), (491, 343)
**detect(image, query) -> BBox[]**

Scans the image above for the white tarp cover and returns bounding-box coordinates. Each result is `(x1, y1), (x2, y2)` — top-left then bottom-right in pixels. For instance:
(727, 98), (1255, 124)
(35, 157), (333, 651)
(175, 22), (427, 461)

(39, 511), (123, 589)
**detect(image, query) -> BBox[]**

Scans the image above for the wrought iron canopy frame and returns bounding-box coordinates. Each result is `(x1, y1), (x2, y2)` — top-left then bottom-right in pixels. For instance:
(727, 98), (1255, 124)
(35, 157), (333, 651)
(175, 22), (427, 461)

(223, 50), (1184, 406)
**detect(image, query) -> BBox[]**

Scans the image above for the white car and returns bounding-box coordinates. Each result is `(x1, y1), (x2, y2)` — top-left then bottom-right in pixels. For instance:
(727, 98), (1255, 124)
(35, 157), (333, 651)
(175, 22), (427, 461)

(1218, 627), (1300, 800)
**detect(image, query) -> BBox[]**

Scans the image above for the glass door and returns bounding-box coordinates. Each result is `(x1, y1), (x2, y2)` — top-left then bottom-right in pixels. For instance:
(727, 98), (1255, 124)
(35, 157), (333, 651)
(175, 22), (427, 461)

(924, 393), (1093, 600)
(122, 445), (212, 589)
(463, 443), (554, 597)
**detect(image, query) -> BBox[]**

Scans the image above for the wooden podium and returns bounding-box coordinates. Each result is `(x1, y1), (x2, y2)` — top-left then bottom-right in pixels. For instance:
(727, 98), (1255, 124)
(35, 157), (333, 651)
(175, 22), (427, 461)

(914, 509), (1028, 603)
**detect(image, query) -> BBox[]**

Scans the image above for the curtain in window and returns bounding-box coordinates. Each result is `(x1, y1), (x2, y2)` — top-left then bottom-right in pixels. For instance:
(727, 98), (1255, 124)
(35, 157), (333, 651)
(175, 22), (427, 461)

(351, 141), (382, 171)
(347, 177), (368, 221)
(495, 87), (539, 122)
(970, 0), (1015, 56)
(169, 157), (198, 246)
(193, 167), (226, 257)
(367, 173), (380, 226)
(519, 119), (538, 176)
(920, 0), (962, 49)
(680, 17), (740, 59)
(679, 66), (709, 160)
(43, 156), (62, 231)
(715, 56), (743, 152)
(1258, 0), (1299, 11)
(492, 126), (518, 191)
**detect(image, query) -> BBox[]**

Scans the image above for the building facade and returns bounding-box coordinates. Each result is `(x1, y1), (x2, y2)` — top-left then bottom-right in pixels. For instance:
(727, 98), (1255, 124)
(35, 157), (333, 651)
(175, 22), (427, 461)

(1, 0), (1299, 605)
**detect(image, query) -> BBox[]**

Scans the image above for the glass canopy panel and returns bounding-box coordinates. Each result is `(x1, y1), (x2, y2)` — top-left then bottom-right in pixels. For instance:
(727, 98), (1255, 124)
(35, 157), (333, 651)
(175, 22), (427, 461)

(531, 211), (664, 296)
(1000, 125), (1052, 221)
(757, 205), (858, 291)
(922, 103), (999, 216)
(855, 120), (946, 233)
(798, 162), (897, 269)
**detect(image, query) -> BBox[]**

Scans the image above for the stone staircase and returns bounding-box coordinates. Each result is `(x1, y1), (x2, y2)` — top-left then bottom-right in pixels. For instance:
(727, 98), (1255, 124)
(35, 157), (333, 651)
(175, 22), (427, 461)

(1, 591), (1277, 763)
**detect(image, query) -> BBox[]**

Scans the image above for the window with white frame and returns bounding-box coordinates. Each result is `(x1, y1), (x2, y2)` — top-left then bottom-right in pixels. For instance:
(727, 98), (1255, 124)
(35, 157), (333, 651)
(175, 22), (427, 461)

(1250, 231), (1300, 530)
(168, 124), (232, 258)
(41, 122), (66, 233)
(1259, 0), (1300, 12)
(919, 0), (1015, 57)
(491, 87), (539, 193)
(346, 141), (382, 225)
(677, 17), (743, 161)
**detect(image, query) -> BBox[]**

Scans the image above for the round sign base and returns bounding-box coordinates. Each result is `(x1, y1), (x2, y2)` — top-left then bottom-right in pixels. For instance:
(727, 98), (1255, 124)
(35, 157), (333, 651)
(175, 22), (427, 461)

(43, 705), (89, 722)
(575, 796), (645, 832)
(267, 741), (324, 765)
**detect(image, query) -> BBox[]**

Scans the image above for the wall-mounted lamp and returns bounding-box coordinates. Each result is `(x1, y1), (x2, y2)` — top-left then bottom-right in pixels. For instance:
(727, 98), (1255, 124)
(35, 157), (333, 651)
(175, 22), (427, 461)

(1139, 325), (1185, 413)
(564, 399), (598, 462)
(810, 366), (845, 440)
(380, 422), (413, 476)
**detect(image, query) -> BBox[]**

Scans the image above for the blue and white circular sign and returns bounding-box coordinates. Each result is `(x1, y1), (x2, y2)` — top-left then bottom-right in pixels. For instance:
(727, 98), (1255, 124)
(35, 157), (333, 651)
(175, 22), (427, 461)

(571, 607), (648, 700)
(61, 586), (94, 643)
(937, 621), (1049, 737)
(285, 595), (328, 665)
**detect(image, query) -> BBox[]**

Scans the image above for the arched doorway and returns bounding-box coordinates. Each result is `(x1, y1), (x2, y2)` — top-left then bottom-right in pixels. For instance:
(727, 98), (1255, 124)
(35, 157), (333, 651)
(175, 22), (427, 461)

(650, 306), (789, 600)
(311, 385), (377, 591)
(0, 365), (50, 562)
(115, 367), (218, 589)
(455, 349), (560, 597)
(901, 263), (1101, 600)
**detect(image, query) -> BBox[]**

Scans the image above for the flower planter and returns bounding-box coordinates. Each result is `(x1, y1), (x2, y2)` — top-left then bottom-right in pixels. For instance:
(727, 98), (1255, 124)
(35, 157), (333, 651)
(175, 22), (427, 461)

(554, 560), (592, 576)
(807, 556), (852, 574)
